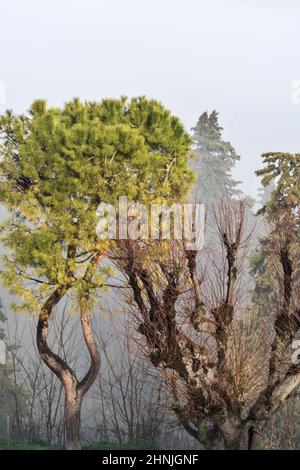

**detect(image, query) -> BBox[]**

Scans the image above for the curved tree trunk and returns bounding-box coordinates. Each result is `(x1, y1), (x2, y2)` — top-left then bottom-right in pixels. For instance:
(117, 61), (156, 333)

(36, 263), (101, 449)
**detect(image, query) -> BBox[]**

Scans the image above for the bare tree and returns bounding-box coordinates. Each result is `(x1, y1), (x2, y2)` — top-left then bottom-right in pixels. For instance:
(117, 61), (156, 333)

(110, 200), (300, 449)
(89, 315), (172, 447)
(3, 302), (196, 449)
(4, 303), (85, 447)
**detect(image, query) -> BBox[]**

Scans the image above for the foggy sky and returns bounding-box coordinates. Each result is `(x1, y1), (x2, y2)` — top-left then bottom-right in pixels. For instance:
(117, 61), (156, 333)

(1, 0), (300, 198)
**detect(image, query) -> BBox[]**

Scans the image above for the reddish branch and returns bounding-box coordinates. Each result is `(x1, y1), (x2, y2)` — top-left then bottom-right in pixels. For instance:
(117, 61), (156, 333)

(113, 201), (300, 449)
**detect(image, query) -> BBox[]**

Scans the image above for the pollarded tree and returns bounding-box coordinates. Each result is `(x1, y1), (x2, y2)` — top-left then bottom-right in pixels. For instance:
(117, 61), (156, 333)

(112, 201), (259, 449)
(0, 97), (193, 449)
(112, 195), (300, 449)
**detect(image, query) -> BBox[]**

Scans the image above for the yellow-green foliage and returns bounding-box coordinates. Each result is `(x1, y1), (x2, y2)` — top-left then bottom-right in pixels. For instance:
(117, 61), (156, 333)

(256, 152), (300, 212)
(0, 97), (194, 314)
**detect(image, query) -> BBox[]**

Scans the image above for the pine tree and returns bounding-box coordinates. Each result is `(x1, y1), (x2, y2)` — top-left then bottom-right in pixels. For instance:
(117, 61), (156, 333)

(0, 96), (193, 449)
(191, 110), (241, 204)
(252, 152), (300, 309)
(256, 152), (300, 216)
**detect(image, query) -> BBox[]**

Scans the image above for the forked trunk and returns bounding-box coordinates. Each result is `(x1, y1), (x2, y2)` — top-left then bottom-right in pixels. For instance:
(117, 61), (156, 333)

(36, 280), (101, 450)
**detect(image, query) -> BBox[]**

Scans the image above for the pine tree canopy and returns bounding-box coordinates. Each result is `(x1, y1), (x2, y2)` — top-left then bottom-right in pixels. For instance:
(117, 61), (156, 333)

(191, 110), (241, 203)
(0, 97), (194, 313)
(256, 152), (300, 213)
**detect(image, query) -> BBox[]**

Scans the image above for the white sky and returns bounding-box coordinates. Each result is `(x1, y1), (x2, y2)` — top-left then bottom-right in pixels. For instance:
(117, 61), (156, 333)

(1, 0), (300, 198)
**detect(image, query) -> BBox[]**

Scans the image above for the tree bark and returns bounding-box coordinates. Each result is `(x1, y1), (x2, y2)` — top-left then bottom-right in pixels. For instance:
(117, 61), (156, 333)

(64, 391), (82, 450)
(223, 428), (250, 450)
(36, 274), (101, 449)
(247, 426), (257, 450)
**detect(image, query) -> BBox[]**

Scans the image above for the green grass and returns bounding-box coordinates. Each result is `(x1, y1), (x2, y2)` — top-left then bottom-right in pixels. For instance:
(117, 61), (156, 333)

(0, 438), (61, 450)
(0, 438), (157, 450)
